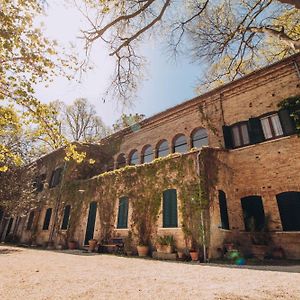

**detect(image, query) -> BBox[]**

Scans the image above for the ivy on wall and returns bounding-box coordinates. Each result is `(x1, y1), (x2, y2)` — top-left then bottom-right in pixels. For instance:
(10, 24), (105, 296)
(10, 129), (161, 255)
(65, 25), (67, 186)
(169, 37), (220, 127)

(278, 95), (300, 135)
(54, 148), (220, 249)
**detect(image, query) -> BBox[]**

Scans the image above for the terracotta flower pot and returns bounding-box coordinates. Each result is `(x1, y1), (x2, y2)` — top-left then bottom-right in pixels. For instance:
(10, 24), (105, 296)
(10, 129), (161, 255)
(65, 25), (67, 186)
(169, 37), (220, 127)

(224, 243), (234, 251)
(137, 245), (149, 257)
(157, 245), (173, 254)
(177, 250), (184, 259)
(68, 241), (77, 250)
(190, 251), (199, 261)
(88, 239), (97, 252)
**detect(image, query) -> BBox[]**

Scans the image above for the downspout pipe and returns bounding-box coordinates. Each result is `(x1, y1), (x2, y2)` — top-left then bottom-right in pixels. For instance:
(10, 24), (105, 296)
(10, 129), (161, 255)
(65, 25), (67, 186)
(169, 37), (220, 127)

(196, 150), (208, 263)
(293, 60), (300, 79)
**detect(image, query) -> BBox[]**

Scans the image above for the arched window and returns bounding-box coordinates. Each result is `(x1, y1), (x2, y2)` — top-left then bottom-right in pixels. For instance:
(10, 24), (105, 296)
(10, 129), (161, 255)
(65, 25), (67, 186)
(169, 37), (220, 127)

(241, 196), (265, 231)
(276, 192), (300, 231)
(129, 150), (139, 165)
(116, 153), (126, 169)
(218, 190), (229, 230)
(173, 134), (188, 153)
(142, 145), (153, 163)
(157, 140), (169, 158)
(191, 128), (208, 148)
(106, 158), (114, 171)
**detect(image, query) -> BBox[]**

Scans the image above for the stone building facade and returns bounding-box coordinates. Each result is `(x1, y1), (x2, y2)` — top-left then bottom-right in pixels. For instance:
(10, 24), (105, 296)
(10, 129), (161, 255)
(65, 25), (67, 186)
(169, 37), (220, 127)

(1, 53), (300, 259)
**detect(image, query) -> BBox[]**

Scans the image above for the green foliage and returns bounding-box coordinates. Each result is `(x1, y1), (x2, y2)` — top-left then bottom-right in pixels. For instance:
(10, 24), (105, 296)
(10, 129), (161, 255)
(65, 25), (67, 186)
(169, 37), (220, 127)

(0, 0), (79, 170)
(59, 148), (219, 250)
(112, 113), (145, 132)
(156, 235), (175, 246)
(278, 95), (300, 135)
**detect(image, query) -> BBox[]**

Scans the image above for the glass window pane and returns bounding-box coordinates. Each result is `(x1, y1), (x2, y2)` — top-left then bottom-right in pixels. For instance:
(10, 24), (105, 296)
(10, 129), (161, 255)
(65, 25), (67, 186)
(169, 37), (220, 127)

(261, 118), (272, 139)
(240, 124), (250, 145)
(174, 135), (187, 153)
(271, 114), (283, 136)
(143, 146), (153, 163)
(192, 129), (208, 148)
(158, 140), (169, 157)
(232, 126), (241, 147)
(130, 151), (139, 165)
(117, 154), (126, 168)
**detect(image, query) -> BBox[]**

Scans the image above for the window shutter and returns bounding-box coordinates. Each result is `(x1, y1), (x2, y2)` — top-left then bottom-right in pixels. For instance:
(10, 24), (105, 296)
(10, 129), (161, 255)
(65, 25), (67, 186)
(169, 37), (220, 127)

(43, 208), (52, 230)
(222, 125), (233, 149)
(61, 205), (71, 230)
(163, 192), (170, 228)
(278, 109), (296, 136)
(170, 190), (178, 227)
(27, 211), (35, 231)
(248, 118), (264, 144)
(117, 197), (128, 228)
(163, 189), (178, 228)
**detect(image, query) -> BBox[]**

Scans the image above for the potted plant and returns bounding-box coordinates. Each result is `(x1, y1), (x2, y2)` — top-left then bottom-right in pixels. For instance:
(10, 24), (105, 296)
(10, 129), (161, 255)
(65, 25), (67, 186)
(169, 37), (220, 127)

(156, 235), (175, 254)
(68, 240), (77, 250)
(137, 244), (149, 257)
(177, 249), (185, 259)
(88, 239), (98, 252)
(124, 231), (133, 256)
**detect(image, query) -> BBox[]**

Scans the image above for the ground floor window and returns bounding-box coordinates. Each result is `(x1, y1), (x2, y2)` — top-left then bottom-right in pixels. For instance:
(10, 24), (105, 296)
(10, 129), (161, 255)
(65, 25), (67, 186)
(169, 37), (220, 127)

(61, 205), (71, 230)
(163, 189), (178, 228)
(241, 196), (265, 231)
(26, 211), (35, 231)
(218, 190), (229, 230)
(117, 197), (129, 229)
(276, 192), (300, 231)
(43, 208), (52, 230)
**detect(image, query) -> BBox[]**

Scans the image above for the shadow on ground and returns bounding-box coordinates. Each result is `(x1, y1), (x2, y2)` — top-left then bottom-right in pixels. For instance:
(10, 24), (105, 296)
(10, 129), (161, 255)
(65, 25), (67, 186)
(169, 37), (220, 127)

(0, 248), (21, 255)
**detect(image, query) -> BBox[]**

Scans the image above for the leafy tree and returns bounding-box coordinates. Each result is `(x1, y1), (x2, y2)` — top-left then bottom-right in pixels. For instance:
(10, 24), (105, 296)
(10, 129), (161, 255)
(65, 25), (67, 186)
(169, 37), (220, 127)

(80, 0), (300, 101)
(112, 113), (145, 132)
(0, 0), (78, 170)
(64, 98), (111, 142)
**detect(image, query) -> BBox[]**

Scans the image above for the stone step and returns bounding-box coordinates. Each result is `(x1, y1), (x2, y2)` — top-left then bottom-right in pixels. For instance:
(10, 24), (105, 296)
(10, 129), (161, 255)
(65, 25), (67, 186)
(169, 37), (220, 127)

(152, 251), (177, 260)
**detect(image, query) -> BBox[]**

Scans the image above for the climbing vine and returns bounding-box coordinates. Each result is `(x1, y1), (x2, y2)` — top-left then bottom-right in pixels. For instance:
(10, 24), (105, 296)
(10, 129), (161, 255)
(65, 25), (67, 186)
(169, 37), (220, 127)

(56, 148), (220, 251)
(278, 95), (300, 135)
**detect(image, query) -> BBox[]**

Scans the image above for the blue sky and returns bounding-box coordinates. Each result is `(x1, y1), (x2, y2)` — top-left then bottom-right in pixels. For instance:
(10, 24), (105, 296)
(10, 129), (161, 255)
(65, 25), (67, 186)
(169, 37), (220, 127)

(35, 1), (203, 127)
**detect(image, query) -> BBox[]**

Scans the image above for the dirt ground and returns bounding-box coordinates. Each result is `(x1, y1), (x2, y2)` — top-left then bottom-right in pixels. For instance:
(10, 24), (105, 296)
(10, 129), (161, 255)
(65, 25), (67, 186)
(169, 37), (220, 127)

(0, 245), (299, 300)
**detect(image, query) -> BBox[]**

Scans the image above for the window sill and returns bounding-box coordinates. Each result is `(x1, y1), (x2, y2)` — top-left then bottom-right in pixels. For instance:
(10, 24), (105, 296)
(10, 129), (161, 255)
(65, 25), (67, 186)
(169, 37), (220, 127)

(218, 228), (231, 232)
(158, 227), (181, 230)
(230, 134), (294, 152)
(274, 231), (300, 234)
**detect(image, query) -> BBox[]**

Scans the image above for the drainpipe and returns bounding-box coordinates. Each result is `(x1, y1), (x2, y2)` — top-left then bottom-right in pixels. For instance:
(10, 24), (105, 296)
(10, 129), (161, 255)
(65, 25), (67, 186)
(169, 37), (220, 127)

(196, 150), (207, 263)
(293, 60), (300, 79)
(48, 161), (67, 245)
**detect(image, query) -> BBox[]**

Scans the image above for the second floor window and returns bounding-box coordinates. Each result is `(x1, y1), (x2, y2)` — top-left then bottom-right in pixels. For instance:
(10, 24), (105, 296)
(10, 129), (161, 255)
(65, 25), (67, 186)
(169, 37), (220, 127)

(231, 123), (250, 148)
(260, 113), (283, 140)
(49, 168), (63, 188)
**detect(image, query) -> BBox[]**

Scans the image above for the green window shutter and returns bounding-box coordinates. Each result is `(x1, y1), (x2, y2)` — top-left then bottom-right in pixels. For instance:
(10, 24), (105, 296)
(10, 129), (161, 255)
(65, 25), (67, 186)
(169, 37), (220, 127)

(163, 189), (178, 228)
(222, 125), (233, 149)
(278, 109), (296, 136)
(43, 208), (52, 230)
(248, 118), (264, 144)
(117, 197), (128, 228)
(26, 211), (35, 231)
(61, 205), (71, 230)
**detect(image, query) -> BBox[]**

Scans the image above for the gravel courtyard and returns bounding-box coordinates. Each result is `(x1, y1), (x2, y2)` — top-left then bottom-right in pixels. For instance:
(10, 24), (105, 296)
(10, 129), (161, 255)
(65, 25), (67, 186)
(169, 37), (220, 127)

(0, 245), (300, 300)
